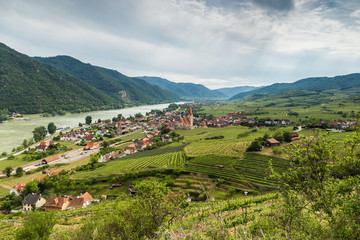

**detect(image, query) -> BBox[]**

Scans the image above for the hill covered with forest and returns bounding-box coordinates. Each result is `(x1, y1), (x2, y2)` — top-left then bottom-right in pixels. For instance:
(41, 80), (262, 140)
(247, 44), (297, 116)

(34, 56), (178, 105)
(138, 76), (226, 100)
(0, 43), (118, 114)
(230, 73), (360, 100)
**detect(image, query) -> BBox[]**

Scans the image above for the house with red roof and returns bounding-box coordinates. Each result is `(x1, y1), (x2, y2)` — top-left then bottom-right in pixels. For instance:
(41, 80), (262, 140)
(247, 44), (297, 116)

(83, 142), (100, 150)
(123, 144), (137, 154)
(68, 192), (93, 209)
(42, 155), (60, 165)
(44, 196), (70, 211)
(36, 141), (51, 152)
(10, 183), (26, 196)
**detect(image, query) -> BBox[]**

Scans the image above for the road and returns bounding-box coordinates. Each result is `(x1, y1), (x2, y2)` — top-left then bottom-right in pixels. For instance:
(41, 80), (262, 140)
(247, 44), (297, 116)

(0, 130), (141, 177)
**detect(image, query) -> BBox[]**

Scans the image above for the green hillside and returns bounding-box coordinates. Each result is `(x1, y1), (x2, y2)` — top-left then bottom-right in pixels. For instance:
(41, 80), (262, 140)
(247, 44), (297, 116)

(230, 73), (360, 100)
(34, 56), (178, 104)
(138, 76), (226, 99)
(0, 43), (118, 114)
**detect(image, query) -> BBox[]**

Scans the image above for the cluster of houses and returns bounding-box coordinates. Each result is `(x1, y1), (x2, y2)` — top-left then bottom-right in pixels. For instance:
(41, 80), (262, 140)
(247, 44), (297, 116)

(10, 169), (95, 212)
(10, 170), (64, 196)
(318, 120), (358, 132)
(200, 112), (291, 128)
(21, 192), (93, 212)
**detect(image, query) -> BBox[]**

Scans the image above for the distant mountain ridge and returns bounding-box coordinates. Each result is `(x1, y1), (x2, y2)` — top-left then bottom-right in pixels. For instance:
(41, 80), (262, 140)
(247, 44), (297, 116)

(0, 43), (118, 114)
(137, 76), (226, 100)
(230, 73), (360, 100)
(215, 86), (262, 98)
(34, 56), (178, 104)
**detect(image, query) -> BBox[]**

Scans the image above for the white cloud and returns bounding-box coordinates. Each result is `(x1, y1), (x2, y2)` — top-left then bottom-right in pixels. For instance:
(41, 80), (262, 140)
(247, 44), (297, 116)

(0, 0), (360, 88)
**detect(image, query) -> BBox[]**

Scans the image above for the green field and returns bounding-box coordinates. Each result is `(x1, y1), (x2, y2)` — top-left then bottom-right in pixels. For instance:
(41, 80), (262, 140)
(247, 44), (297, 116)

(0, 185), (9, 198)
(0, 156), (32, 170)
(186, 153), (289, 190)
(72, 145), (187, 179)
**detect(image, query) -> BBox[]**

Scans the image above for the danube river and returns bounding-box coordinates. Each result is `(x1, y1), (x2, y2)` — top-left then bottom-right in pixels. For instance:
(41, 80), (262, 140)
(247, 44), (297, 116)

(0, 103), (176, 154)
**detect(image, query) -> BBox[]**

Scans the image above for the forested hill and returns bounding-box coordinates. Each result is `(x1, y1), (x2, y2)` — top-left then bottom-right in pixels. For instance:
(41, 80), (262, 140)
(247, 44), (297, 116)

(230, 73), (360, 100)
(137, 76), (226, 100)
(0, 43), (118, 114)
(34, 56), (178, 104)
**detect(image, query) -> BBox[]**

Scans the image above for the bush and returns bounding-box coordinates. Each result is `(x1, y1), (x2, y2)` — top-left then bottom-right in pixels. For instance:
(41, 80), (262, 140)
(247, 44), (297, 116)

(16, 212), (56, 240)
(272, 147), (283, 155)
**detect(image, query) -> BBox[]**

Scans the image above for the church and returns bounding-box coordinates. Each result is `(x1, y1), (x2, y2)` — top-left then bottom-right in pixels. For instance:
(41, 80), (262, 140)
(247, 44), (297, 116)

(175, 107), (194, 130)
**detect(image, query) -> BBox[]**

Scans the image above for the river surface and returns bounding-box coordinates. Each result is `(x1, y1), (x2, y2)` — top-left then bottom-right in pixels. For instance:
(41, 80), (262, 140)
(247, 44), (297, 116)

(0, 103), (176, 154)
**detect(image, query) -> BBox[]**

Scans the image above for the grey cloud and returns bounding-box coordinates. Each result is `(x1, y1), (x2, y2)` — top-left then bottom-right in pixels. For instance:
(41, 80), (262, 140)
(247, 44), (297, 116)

(253, 0), (294, 12)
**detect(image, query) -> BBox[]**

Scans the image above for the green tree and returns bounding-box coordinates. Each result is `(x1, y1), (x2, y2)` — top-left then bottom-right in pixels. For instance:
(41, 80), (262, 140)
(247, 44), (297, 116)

(100, 140), (110, 150)
(76, 180), (186, 239)
(283, 131), (292, 142)
(252, 131), (360, 239)
(85, 116), (92, 125)
(160, 124), (170, 134)
(22, 139), (28, 148)
(16, 167), (24, 177)
(134, 112), (143, 118)
(32, 126), (47, 142)
(47, 122), (56, 135)
(22, 181), (39, 196)
(16, 211), (56, 240)
(3, 166), (13, 177)
(247, 140), (262, 151)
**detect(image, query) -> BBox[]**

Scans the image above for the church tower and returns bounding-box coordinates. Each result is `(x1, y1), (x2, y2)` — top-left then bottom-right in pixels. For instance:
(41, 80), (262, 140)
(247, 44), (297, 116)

(188, 107), (193, 129)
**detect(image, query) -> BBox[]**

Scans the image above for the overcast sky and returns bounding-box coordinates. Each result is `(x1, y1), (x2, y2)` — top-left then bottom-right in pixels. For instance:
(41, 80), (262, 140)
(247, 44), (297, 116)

(1, 0), (360, 89)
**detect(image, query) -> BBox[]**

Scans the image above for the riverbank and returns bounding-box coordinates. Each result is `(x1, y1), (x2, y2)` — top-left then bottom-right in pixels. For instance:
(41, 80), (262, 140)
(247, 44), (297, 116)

(0, 102), (184, 155)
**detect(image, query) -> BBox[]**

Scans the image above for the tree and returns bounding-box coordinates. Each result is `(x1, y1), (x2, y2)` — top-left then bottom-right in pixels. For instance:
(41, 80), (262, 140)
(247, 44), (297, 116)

(283, 131), (292, 142)
(16, 211), (56, 240)
(76, 180), (186, 239)
(85, 116), (92, 125)
(22, 139), (28, 148)
(22, 181), (39, 196)
(247, 140), (262, 151)
(134, 112), (143, 118)
(32, 126), (47, 142)
(16, 167), (24, 177)
(101, 141), (110, 150)
(252, 130), (360, 239)
(47, 122), (56, 135)
(160, 124), (170, 134)
(3, 166), (13, 177)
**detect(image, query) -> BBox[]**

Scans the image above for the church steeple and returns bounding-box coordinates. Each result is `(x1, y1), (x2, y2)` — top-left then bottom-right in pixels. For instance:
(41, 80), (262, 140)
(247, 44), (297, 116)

(188, 107), (193, 116)
(188, 107), (193, 128)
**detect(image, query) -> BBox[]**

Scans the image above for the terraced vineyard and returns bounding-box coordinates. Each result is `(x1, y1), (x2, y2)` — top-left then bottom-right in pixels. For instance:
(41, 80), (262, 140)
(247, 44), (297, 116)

(185, 153), (289, 190)
(73, 151), (186, 179)
(185, 141), (248, 157)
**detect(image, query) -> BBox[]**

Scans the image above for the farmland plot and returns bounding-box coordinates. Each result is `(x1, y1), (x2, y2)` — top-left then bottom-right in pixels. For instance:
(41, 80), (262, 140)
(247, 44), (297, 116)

(185, 141), (248, 157)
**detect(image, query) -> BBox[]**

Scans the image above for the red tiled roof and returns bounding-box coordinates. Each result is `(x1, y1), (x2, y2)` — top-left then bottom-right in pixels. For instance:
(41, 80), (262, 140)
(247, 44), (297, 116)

(267, 138), (280, 144)
(68, 197), (84, 207)
(45, 196), (68, 208)
(80, 192), (93, 202)
(12, 183), (26, 193)
(44, 155), (59, 163)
